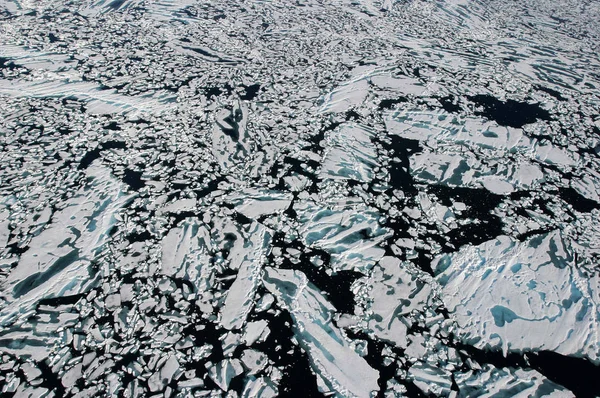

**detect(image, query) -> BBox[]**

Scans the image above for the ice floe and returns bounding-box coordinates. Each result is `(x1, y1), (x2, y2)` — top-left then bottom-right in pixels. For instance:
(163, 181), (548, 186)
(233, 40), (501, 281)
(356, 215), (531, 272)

(220, 222), (271, 330)
(0, 79), (177, 115)
(363, 256), (434, 349)
(433, 230), (600, 364)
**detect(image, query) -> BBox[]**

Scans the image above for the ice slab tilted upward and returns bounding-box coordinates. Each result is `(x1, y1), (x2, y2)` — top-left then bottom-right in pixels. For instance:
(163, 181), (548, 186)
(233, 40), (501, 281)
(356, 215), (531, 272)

(263, 267), (380, 397)
(294, 200), (390, 274)
(318, 73), (370, 114)
(0, 165), (131, 326)
(158, 218), (213, 293)
(220, 222), (271, 330)
(454, 364), (574, 397)
(410, 152), (544, 194)
(319, 123), (380, 183)
(225, 188), (293, 219)
(0, 79), (176, 115)
(433, 230), (600, 363)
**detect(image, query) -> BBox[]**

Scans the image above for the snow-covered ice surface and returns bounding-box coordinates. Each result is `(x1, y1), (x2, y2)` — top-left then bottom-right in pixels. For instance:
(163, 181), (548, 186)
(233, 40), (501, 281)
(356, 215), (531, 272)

(1, 0), (600, 396)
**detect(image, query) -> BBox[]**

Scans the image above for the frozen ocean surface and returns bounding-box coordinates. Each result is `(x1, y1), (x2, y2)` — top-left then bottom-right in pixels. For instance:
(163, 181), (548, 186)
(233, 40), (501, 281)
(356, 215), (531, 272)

(1, 0), (600, 396)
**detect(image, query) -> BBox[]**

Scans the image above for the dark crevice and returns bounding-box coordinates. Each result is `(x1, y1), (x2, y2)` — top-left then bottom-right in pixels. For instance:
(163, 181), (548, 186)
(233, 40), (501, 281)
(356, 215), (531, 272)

(381, 135), (421, 196)
(270, 233), (363, 314)
(239, 83), (261, 100)
(454, 343), (600, 398)
(378, 96), (408, 110)
(37, 293), (85, 307)
(468, 94), (551, 128)
(558, 187), (600, 213)
(427, 185), (505, 249)
(535, 85), (567, 101)
(122, 169), (145, 191)
(436, 95), (462, 113)
(78, 140), (126, 169)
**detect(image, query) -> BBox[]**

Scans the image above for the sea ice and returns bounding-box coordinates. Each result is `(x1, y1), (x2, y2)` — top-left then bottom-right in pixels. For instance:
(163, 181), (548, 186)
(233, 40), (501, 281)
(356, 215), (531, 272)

(294, 200), (390, 273)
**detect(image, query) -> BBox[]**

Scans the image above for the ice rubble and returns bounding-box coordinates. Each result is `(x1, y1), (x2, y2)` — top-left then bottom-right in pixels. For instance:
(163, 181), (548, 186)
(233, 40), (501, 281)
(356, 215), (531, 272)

(433, 230), (600, 364)
(263, 267), (379, 397)
(158, 216), (272, 330)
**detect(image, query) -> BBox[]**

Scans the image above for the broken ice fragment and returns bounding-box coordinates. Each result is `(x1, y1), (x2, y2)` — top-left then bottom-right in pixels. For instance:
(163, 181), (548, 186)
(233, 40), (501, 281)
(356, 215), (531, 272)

(319, 123), (380, 183)
(158, 219), (212, 293)
(410, 151), (544, 194)
(318, 76), (369, 114)
(263, 267), (380, 397)
(148, 355), (181, 392)
(0, 79), (176, 115)
(241, 349), (268, 375)
(408, 362), (453, 396)
(385, 108), (577, 168)
(225, 188), (293, 219)
(212, 100), (250, 170)
(242, 376), (278, 398)
(243, 320), (270, 346)
(207, 359), (244, 392)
